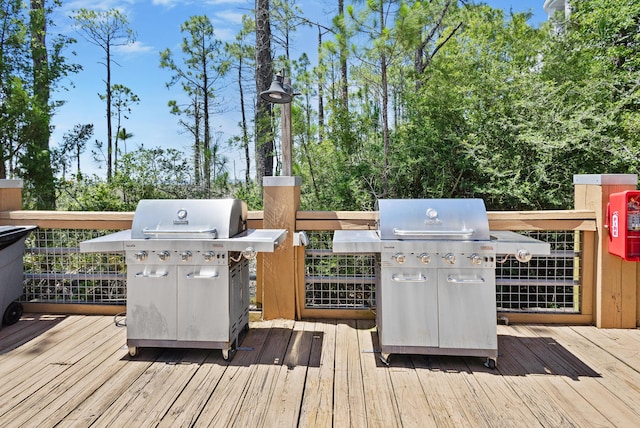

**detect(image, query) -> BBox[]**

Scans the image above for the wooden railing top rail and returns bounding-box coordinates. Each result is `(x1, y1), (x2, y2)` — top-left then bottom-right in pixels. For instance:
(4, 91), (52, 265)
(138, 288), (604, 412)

(0, 209), (596, 232)
(0, 210), (265, 230)
(296, 209), (597, 231)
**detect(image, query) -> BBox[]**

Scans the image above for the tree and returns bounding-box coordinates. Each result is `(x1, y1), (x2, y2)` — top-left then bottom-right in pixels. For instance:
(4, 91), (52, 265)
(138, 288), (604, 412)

(225, 15), (255, 186)
(103, 84), (139, 171)
(7, 0), (78, 209)
(61, 123), (93, 180)
(71, 8), (136, 181)
(255, 0), (275, 181)
(160, 15), (229, 196)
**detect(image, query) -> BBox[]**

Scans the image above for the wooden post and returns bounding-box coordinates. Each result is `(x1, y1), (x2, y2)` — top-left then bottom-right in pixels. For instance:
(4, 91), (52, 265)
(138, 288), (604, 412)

(0, 180), (23, 211)
(261, 176), (300, 320)
(574, 174), (638, 328)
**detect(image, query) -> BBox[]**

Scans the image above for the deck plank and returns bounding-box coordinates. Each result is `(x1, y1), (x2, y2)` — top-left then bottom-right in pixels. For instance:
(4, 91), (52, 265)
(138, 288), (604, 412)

(357, 319), (401, 427)
(262, 320), (315, 427)
(0, 316), (110, 418)
(0, 314), (66, 354)
(57, 351), (156, 426)
(297, 320), (336, 428)
(156, 350), (229, 427)
(529, 325), (640, 426)
(0, 317), (123, 427)
(387, 354), (438, 428)
(2, 315), (640, 428)
(230, 318), (295, 427)
(192, 320), (273, 427)
(0, 315), (91, 377)
(333, 320), (367, 427)
(497, 326), (609, 427)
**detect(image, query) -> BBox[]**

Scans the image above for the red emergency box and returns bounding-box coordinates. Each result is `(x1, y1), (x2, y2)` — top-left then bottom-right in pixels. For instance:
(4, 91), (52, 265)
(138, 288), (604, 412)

(607, 190), (640, 261)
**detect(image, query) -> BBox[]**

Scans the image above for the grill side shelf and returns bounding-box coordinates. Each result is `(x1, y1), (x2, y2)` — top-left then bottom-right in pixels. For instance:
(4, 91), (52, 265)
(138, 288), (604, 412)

(332, 230), (383, 253)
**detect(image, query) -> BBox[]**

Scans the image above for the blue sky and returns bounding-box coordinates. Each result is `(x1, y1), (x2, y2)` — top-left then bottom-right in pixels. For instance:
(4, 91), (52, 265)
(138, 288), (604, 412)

(50, 1), (549, 180)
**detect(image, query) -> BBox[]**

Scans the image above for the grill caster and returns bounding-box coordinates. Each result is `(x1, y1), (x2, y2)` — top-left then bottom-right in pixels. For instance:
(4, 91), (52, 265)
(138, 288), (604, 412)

(484, 357), (497, 369)
(128, 346), (138, 357)
(222, 348), (236, 361)
(379, 352), (391, 366)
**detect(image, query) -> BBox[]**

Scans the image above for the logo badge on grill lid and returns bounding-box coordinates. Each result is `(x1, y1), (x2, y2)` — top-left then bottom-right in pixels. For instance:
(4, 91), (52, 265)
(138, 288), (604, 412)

(174, 208), (188, 224)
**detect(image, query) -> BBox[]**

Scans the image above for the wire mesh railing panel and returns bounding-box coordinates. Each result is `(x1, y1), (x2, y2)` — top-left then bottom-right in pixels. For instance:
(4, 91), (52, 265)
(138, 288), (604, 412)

(19, 227), (584, 313)
(21, 229), (126, 305)
(305, 230), (582, 314)
(304, 231), (376, 309)
(496, 231), (581, 313)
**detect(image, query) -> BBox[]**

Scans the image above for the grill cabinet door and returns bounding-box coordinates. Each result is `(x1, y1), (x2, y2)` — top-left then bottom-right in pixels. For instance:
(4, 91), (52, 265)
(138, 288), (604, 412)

(177, 265), (230, 342)
(378, 268), (439, 348)
(437, 269), (497, 350)
(126, 264), (177, 341)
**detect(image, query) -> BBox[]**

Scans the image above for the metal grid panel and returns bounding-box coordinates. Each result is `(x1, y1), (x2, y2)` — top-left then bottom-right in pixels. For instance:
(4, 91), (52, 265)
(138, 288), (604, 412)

(305, 230), (582, 314)
(21, 229), (126, 304)
(496, 231), (581, 313)
(304, 231), (376, 309)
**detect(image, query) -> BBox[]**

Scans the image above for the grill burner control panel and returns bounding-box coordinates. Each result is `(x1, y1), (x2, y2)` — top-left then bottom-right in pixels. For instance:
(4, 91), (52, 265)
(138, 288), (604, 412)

(127, 249), (229, 266)
(383, 252), (496, 268)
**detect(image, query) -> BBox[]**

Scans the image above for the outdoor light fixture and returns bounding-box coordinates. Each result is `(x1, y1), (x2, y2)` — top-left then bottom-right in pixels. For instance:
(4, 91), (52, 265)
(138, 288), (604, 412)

(259, 70), (296, 176)
(260, 72), (293, 104)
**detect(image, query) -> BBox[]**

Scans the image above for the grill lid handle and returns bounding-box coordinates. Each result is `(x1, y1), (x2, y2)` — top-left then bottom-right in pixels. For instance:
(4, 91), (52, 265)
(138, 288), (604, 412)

(392, 228), (475, 237)
(142, 227), (218, 238)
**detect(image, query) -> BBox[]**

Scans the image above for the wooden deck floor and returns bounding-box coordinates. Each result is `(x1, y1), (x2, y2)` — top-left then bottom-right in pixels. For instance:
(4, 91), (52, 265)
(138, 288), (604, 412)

(1, 314), (640, 427)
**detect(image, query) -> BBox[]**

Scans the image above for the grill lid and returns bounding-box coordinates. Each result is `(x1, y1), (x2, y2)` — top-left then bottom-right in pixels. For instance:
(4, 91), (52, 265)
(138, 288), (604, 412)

(377, 199), (490, 241)
(130, 199), (247, 239)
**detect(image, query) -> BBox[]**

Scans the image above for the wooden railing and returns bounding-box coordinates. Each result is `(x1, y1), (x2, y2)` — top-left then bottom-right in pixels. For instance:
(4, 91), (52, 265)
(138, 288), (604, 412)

(0, 208), (597, 324)
(2, 173), (640, 327)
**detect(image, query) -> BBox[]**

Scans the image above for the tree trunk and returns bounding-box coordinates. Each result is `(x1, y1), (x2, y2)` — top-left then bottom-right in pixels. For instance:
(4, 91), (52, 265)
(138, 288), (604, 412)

(202, 53), (211, 196)
(255, 0), (274, 182)
(339, 0), (348, 110)
(238, 57), (251, 185)
(317, 27), (324, 144)
(380, 3), (389, 198)
(106, 43), (113, 180)
(29, 0), (56, 209)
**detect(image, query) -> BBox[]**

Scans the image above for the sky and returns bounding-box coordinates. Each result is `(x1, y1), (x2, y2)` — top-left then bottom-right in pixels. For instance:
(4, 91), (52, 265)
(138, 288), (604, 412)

(49, 1), (550, 181)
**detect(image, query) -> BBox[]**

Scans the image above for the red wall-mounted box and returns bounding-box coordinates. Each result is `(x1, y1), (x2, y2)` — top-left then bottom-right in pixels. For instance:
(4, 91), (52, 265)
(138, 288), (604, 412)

(607, 190), (640, 261)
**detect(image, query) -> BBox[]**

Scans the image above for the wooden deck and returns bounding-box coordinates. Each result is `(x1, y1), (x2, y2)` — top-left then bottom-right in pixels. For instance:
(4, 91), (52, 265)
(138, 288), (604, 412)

(1, 315), (640, 427)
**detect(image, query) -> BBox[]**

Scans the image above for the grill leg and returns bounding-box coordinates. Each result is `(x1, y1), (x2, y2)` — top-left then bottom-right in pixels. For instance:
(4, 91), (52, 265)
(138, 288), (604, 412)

(484, 357), (497, 369)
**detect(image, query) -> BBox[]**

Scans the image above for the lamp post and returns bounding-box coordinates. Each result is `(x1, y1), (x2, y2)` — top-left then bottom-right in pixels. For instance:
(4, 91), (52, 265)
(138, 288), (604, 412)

(260, 71), (294, 176)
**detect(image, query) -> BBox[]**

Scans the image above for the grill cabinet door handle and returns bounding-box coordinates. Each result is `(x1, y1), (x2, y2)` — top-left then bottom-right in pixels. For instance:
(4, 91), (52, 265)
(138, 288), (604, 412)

(186, 272), (220, 279)
(393, 228), (475, 237)
(391, 273), (428, 282)
(446, 276), (485, 284)
(135, 272), (169, 278)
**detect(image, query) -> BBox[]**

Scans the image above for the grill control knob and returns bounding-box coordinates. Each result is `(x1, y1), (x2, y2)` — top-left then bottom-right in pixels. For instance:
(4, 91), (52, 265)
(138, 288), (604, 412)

(181, 251), (193, 262)
(203, 251), (215, 262)
(134, 251), (148, 262)
(469, 253), (483, 266)
(443, 253), (456, 265)
(393, 253), (406, 265)
(418, 253), (431, 265)
(157, 250), (170, 261)
(516, 249), (532, 263)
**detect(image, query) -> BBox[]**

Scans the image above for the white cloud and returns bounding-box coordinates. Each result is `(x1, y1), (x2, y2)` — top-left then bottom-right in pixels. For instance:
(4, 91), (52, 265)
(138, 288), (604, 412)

(114, 41), (155, 55)
(215, 11), (245, 25)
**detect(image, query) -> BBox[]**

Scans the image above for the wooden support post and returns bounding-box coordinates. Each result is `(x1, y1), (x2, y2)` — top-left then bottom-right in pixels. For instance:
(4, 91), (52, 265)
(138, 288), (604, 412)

(574, 174), (638, 328)
(0, 180), (23, 211)
(261, 176), (300, 320)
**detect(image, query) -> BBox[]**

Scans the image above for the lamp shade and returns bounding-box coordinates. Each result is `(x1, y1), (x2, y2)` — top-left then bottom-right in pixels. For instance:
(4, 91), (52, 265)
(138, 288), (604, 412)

(260, 79), (293, 104)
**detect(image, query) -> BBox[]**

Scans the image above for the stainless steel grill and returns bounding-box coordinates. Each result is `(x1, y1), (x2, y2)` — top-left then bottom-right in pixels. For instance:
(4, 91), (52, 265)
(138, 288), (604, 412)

(333, 199), (549, 367)
(81, 199), (286, 360)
